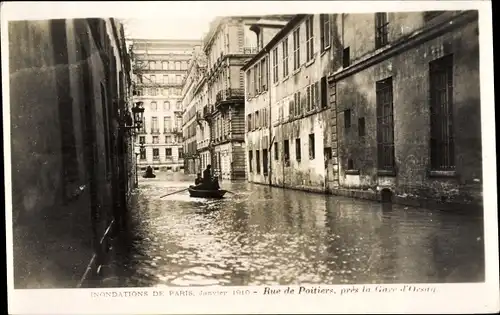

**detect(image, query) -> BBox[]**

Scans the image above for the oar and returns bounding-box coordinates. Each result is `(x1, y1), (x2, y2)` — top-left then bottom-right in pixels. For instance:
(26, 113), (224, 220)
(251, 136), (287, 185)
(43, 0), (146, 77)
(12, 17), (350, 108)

(159, 184), (202, 198)
(160, 188), (189, 198)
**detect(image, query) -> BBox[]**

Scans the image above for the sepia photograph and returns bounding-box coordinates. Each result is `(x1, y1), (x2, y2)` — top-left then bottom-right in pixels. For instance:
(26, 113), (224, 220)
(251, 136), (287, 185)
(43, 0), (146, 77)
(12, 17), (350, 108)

(2, 1), (498, 314)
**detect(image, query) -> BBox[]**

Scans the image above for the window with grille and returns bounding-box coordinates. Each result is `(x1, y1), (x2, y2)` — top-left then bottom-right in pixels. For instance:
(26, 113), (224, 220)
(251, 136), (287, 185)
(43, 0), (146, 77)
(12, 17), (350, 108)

(430, 54), (455, 170)
(375, 13), (389, 49)
(309, 134), (315, 160)
(320, 14), (331, 51)
(282, 38), (289, 77)
(305, 16), (314, 61)
(272, 47), (279, 83)
(295, 138), (301, 162)
(376, 77), (395, 171)
(293, 27), (300, 70)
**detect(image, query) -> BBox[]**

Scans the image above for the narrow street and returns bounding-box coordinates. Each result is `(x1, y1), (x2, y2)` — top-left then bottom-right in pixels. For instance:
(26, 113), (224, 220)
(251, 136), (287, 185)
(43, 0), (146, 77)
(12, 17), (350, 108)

(108, 172), (484, 287)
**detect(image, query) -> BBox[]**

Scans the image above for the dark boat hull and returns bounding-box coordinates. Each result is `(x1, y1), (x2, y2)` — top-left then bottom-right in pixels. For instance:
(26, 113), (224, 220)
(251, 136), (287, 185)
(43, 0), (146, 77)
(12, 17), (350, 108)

(188, 187), (227, 199)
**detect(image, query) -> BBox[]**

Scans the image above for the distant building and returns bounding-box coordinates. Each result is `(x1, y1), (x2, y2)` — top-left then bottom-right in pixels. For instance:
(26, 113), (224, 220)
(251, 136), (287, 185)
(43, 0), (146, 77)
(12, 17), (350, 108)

(130, 39), (200, 172)
(181, 45), (207, 174)
(201, 16), (261, 180)
(243, 11), (482, 211)
(201, 15), (294, 180)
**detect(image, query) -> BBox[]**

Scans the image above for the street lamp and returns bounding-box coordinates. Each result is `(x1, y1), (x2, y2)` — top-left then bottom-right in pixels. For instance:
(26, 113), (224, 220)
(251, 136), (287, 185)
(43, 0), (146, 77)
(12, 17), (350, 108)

(121, 101), (145, 131)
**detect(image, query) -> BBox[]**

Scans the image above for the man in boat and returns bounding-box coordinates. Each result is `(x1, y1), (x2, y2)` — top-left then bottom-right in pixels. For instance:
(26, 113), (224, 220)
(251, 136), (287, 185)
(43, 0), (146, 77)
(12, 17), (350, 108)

(198, 164), (212, 189)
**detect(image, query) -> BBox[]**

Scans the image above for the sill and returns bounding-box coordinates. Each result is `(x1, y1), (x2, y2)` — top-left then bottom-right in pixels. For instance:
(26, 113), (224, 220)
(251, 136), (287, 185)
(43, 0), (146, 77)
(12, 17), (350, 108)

(345, 169), (360, 175)
(320, 46), (331, 56)
(282, 76), (289, 83)
(378, 169), (396, 177)
(429, 170), (457, 178)
(292, 68), (301, 76)
(305, 58), (315, 68)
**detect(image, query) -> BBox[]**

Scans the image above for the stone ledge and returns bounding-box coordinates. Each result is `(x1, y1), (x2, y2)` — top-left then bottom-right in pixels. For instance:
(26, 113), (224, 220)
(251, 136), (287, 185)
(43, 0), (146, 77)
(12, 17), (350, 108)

(248, 180), (482, 215)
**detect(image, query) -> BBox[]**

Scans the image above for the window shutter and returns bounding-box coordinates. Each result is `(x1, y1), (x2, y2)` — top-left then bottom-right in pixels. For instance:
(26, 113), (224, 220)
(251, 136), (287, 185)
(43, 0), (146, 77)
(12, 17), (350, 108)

(315, 82), (320, 109)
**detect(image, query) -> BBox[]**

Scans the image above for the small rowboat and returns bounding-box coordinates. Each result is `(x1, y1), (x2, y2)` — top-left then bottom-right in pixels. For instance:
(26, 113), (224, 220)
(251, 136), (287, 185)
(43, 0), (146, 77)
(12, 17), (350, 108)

(188, 187), (227, 199)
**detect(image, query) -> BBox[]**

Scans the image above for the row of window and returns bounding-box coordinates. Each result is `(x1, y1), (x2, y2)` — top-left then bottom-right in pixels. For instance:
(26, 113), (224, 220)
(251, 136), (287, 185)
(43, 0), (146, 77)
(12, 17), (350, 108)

(249, 53), (455, 173)
(138, 60), (189, 71)
(248, 134), (317, 175)
(136, 74), (185, 85)
(147, 101), (182, 112)
(139, 135), (182, 145)
(247, 107), (269, 131)
(135, 87), (182, 96)
(139, 147), (184, 160)
(139, 117), (183, 134)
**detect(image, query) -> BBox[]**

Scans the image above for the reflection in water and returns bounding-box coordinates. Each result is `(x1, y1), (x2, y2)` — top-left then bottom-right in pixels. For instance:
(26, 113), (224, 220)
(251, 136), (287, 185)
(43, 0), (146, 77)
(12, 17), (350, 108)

(112, 172), (485, 287)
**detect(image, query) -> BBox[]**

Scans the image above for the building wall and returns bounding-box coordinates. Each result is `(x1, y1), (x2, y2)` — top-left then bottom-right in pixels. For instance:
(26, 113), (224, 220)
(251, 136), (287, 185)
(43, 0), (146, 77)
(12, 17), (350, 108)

(333, 11), (481, 206)
(245, 15), (333, 190)
(9, 18), (129, 288)
(131, 40), (200, 171)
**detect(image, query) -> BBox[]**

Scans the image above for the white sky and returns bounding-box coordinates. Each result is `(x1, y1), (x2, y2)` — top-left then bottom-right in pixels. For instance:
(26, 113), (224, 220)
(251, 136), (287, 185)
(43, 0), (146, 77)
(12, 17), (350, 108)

(123, 16), (216, 40)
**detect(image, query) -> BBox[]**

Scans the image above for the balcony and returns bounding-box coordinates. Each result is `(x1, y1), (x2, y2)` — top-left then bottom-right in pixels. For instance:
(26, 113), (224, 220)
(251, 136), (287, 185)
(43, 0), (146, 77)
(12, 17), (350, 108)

(203, 105), (214, 119)
(151, 128), (160, 135)
(215, 88), (245, 108)
(171, 128), (183, 136)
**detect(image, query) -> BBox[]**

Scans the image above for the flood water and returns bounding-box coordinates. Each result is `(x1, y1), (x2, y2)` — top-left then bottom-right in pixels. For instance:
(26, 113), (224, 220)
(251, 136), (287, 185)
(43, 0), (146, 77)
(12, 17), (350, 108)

(112, 172), (484, 287)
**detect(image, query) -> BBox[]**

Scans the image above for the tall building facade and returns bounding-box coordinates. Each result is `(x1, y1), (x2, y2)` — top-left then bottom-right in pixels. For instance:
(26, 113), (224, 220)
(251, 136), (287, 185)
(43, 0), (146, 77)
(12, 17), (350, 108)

(181, 45), (207, 174)
(201, 16), (261, 180)
(130, 39), (200, 171)
(243, 15), (331, 191)
(244, 11), (482, 211)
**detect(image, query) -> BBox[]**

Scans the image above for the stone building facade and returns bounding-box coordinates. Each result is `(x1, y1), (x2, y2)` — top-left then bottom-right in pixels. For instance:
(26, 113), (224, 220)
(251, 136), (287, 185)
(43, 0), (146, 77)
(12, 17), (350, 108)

(243, 14), (334, 191)
(181, 45), (207, 174)
(130, 39), (200, 172)
(244, 11), (482, 211)
(329, 10), (482, 210)
(8, 18), (133, 288)
(201, 16), (261, 180)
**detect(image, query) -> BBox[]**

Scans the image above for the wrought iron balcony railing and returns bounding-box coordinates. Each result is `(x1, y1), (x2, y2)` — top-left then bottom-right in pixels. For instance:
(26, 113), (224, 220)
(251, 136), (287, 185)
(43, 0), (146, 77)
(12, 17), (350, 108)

(215, 88), (245, 105)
